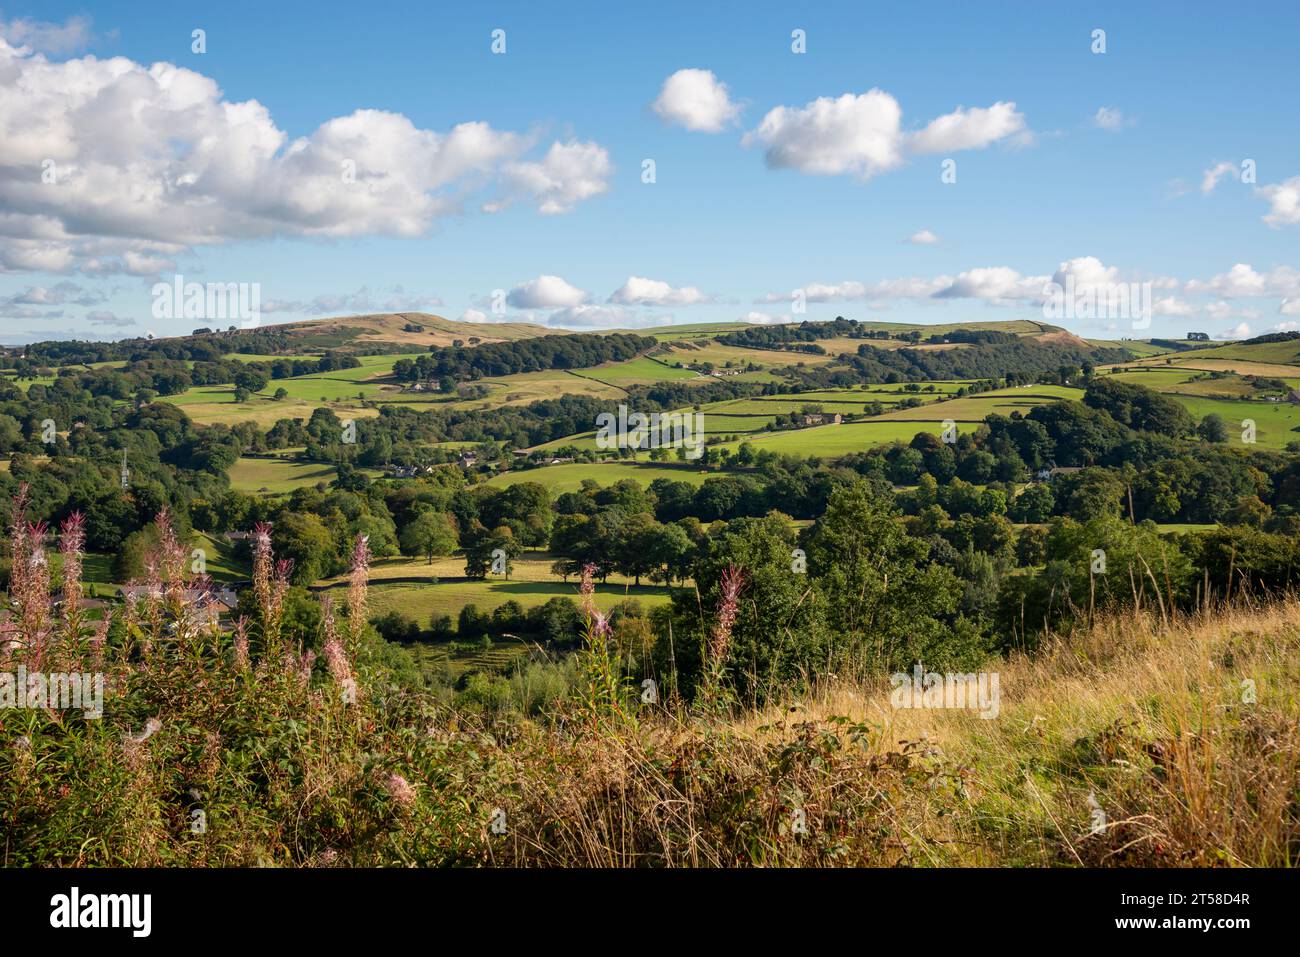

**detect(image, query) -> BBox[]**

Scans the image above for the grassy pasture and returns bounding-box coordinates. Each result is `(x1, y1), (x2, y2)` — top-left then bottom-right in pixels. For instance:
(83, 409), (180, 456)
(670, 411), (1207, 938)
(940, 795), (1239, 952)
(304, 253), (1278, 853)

(487, 461), (715, 492)
(1103, 367), (1259, 398)
(225, 456), (388, 493)
(1166, 395), (1300, 449)
(722, 419), (954, 456)
(657, 341), (836, 370)
(573, 356), (703, 386)
(316, 553), (675, 629)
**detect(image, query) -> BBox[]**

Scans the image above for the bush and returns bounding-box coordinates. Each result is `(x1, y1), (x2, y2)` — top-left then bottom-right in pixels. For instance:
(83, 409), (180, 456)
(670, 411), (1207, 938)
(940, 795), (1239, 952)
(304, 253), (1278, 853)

(373, 610), (422, 643)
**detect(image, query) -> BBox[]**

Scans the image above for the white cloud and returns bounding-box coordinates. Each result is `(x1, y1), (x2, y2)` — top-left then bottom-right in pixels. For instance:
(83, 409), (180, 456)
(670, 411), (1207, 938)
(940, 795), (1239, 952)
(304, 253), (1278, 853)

(905, 229), (939, 245)
(906, 102), (1027, 154)
(758, 275), (951, 305)
(1280, 301), (1300, 318)
(1090, 107), (1129, 131)
(1256, 176), (1300, 227)
(507, 275), (588, 309)
(652, 69), (740, 132)
(1219, 322), (1252, 339)
(1151, 296), (1195, 317)
(1049, 256), (1118, 290)
(609, 276), (711, 306)
(496, 140), (612, 215)
(802, 281), (868, 302)
(0, 38), (609, 274)
(1186, 263), (1300, 299)
(743, 91), (1025, 180)
(122, 251), (177, 277)
(744, 91), (905, 179)
(546, 304), (648, 328)
(1201, 161), (1238, 193)
(934, 265), (1047, 303)
(740, 310), (790, 325)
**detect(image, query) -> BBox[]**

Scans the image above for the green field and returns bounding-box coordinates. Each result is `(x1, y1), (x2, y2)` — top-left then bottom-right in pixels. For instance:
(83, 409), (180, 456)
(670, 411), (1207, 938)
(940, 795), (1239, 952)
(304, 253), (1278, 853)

(872, 385), (1083, 422)
(723, 419), (954, 456)
(316, 553), (676, 629)
(1087, 339), (1179, 357)
(531, 381), (1080, 455)
(658, 340), (837, 370)
(636, 321), (752, 341)
(487, 461), (714, 492)
(192, 531), (248, 581)
(1104, 367), (1260, 398)
(572, 355), (703, 386)
(1165, 395), (1300, 449)
(229, 456), (347, 493)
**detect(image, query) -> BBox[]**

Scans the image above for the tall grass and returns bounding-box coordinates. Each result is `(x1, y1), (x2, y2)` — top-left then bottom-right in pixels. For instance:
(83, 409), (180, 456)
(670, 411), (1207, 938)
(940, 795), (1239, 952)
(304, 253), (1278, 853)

(2, 487), (1296, 866)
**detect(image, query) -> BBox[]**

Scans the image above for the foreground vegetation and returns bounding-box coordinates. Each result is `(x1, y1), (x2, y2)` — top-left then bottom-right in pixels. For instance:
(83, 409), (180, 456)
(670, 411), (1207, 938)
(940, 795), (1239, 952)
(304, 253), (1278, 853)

(2, 492), (1294, 866)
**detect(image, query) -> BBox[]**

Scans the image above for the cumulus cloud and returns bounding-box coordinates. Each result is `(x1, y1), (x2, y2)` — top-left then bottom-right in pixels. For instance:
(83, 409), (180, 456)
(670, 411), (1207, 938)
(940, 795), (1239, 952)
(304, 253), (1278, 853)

(652, 69), (740, 132)
(495, 140), (612, 215)
(1257, 176), (1300, 227)
(1151, 296), (1195, 317)
(905, 230), (939, 245)
(743, 91), (905, 178)
(906, 102), (1027, 154)
(1219, 322), (1252, 339)
(934, 265), (1047, 304)
(507, 275), (588, 309)
(609, 276), (712, 306)
(743, 90), (1025, 180)
(1205, 300), (1261, 322)
(1186, 263), (1300, 299)
(0, 38), (610, 275)
(739, 311), (791, 325)
(545, 304), (654, 328)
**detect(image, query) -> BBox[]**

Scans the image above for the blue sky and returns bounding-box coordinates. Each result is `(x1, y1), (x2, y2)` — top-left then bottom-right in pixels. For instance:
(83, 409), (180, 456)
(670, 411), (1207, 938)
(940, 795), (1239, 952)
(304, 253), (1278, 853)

(1, 0), (1298, 343)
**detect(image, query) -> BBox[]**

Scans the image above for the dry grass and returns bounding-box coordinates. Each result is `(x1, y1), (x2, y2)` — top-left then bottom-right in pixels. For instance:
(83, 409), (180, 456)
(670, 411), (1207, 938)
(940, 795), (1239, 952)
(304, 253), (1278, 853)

(485, 598), (1300, 866)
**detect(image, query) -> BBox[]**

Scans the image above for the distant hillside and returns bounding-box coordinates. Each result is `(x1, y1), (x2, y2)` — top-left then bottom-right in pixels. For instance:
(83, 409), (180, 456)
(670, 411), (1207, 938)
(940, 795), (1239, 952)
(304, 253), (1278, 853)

(253, 312), (556, 350)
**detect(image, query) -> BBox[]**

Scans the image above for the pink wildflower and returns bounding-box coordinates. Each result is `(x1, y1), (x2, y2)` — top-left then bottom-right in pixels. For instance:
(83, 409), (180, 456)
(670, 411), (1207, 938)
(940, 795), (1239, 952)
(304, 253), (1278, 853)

(384, 773), (416, 810)
(709, 566), (746, 666)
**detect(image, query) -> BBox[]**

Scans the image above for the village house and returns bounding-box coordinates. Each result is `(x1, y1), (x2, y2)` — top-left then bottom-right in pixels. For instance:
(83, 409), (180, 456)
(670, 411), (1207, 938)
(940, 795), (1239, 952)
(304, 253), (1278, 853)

(1035, 466), (1084, 482)
(115, 586), (239, 626)
(802, 412), (843, 427)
